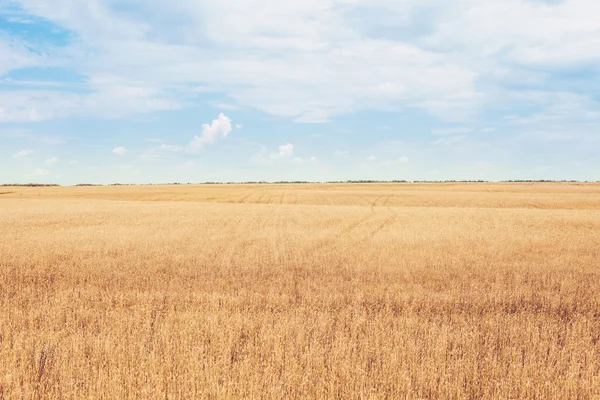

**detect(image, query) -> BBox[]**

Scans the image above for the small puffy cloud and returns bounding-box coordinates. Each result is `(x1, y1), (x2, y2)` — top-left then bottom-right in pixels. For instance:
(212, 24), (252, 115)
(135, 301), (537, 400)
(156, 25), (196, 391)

(188, 113), (233, 152)
(112, 147), (127, 155)
(236, 124), (243, 130)
(46, 157), (59, 165)
(13, 149), (33, 159)
(277, 143), (294, 158)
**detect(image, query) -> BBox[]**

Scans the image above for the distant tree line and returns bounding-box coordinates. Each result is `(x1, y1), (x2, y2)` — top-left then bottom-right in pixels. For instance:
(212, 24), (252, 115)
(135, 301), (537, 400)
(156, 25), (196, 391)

(502, 180), (581, 183)
(2, 179), (598, 187)
(0, 183), (60, 187)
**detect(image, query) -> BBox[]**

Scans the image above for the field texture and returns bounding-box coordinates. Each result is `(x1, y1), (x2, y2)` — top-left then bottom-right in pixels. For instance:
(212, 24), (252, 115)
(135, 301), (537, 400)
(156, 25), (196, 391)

(1, 183), (600, 399)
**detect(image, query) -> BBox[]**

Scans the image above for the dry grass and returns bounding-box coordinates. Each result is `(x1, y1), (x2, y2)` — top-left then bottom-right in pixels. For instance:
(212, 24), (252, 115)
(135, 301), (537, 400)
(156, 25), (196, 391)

(1, 183), (600, 399)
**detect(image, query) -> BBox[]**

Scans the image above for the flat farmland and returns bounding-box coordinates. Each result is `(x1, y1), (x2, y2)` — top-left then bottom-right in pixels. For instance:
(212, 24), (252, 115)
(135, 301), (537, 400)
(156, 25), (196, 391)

(1, 183), (600, 399)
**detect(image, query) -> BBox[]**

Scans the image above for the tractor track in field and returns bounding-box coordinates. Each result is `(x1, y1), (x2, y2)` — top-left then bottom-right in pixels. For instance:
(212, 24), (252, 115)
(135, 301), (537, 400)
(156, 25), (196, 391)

(368, 194), (398, 238)
(305, 191), (400, 254)
(237, 193), (253, 203)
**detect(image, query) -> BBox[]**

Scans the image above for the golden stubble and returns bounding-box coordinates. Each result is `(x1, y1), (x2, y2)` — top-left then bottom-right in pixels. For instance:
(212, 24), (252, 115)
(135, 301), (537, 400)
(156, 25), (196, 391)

(1, 183), (600, 399)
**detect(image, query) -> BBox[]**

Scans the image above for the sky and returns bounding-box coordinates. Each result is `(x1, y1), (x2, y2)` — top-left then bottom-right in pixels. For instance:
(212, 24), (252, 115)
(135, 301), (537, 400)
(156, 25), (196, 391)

(1, 0), (599, 184)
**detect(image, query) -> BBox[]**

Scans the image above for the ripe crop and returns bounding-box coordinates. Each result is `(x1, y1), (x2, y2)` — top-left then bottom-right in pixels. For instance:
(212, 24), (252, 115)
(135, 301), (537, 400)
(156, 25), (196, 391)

(1, 183), (599, 399)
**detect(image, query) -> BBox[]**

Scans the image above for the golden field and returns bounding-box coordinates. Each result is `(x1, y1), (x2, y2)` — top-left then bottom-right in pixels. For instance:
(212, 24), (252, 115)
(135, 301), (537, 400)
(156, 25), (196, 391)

(1, 183), (600, 399)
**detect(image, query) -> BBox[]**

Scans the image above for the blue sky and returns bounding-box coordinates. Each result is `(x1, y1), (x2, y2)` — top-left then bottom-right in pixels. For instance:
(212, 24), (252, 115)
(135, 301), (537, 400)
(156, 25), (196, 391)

(1, 0), (599, 184)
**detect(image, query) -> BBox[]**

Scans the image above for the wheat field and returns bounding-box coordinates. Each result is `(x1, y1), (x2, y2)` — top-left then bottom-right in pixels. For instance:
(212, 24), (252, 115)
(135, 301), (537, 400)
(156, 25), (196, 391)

(1, 183), (600, 399)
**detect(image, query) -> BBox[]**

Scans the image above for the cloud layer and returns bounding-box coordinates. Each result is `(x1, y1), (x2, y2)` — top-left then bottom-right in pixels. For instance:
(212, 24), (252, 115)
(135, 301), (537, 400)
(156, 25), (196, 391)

(1, 1), (600, 183)
(3, 0), (599, 124)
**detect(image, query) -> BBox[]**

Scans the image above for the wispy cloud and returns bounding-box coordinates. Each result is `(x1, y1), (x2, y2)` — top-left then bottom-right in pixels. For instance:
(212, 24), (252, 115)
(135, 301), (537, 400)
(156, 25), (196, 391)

(112, 147), (127, 156)
(432, 136), (467, 146)
(4, 0), (600, 127)
(141, 144), (184, 160)
(252, 143), (317, 166)
(13, 149), (33, 159)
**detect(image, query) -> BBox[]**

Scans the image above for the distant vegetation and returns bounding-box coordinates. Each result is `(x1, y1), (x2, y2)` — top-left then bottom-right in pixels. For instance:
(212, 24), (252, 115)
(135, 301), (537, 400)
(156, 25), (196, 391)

(0, 183), (60, 187)
(1, 179), (597, 187)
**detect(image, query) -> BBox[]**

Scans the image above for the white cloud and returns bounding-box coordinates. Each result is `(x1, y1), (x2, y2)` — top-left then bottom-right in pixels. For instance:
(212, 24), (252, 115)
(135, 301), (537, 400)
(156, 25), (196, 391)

(334, 150), (350, 157)
(46, 157), (59, 165)
(426, 0), (600, 67)
(0, 81), (181, 123)
(432, 136), (467, 146)
(277, 143), (295, 158)
(0, 38), (44, 77)
(211, 101), (239, 111)
(4, 1), (480, 123)
(112, 147), (127, 156)
(13, 149), (34, 159)
(188, 113), (233, 152)
(252, 143), (317, 166)
(142, 114), (234, 160)
(140, 143), (184, 160)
